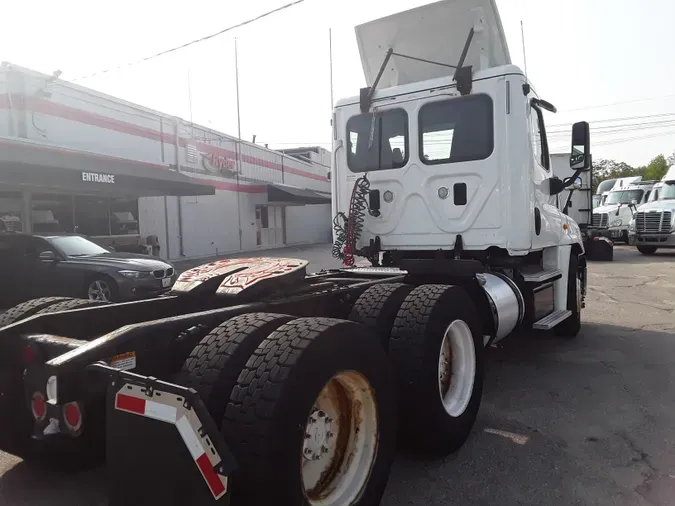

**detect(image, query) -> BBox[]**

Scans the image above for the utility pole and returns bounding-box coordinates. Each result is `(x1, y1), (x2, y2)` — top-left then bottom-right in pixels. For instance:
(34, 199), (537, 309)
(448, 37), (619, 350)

(235, 38), (243, 250)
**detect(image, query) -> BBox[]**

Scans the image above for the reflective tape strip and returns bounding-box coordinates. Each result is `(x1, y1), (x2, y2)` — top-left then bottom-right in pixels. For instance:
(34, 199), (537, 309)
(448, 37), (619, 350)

(144, 400), (177, 423)
(115, 394), (176, 423)
(196, 453), (227, 499)
(115, 388), (228, 499)
(176, 415), (204, 460)
(116, 393), (146, 414)
(176, 415), (227, 499)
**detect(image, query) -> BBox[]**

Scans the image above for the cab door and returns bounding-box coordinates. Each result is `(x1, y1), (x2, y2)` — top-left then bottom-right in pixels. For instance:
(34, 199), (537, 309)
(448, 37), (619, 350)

(530, 100), (566, 249)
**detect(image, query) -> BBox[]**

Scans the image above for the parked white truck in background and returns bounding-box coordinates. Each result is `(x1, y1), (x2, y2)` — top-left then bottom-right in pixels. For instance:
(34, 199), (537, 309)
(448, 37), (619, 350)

(593, 178), (617, 208)
(629, 166), (675, 254)
(592, 179), (655, 243)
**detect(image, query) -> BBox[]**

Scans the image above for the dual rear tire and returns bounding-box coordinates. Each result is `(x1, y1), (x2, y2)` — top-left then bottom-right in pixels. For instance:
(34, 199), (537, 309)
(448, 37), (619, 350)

(352, 283), (484, 456)
(181, 314), (397, 506)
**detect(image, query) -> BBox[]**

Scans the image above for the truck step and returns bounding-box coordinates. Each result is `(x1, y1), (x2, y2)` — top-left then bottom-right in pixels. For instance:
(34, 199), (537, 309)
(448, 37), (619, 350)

(532, 310), (572, 330)
(521, 268), (562, 283)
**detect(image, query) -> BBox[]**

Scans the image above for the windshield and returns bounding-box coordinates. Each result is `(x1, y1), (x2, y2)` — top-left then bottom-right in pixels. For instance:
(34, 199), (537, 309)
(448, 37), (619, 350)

(657, 183), (675, 201)
(48, 235), (110, 257)
(606, 189), (644, 205)
(596, 179), (617, 194)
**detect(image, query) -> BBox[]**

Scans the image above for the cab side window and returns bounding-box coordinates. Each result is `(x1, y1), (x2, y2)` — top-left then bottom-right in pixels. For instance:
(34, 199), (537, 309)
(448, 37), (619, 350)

(530, 105), (550, 171)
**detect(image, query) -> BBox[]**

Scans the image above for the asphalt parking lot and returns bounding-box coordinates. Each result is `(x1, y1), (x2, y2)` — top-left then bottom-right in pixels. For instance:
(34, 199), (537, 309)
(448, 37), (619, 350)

(2, 244), (675, 505)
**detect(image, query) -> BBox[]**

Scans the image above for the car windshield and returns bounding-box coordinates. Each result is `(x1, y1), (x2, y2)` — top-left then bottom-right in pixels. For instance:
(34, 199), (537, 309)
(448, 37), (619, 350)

(606, 189), (643, 205)
(48, 236), (109, 257)
(657, 182), (675, 201)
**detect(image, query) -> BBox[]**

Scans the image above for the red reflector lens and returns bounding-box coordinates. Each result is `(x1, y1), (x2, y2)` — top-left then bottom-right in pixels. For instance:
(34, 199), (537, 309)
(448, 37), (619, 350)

(63, 403), (82, 432)
(31, 393), (46, 420)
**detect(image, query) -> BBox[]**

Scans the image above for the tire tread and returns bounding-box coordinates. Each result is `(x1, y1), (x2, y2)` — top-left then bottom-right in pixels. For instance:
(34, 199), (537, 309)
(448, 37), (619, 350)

(0, 297), (75, 327)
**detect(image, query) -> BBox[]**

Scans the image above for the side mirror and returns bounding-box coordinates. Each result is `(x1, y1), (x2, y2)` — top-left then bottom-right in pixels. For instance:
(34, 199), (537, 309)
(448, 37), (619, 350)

(572, 177), (583, 190)
(570, 121), (591, 171)
(39, 250), (58, 262)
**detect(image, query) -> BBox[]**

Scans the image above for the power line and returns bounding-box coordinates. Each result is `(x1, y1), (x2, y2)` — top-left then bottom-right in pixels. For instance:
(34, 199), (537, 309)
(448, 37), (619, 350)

(557, 93), (675, 113)
(550, 130), (675, 149)
(547, 112), (675, 130)
(70, 0), (306, 82)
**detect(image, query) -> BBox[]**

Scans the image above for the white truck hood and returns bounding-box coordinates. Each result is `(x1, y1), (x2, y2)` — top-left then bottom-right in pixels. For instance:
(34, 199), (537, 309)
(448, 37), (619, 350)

(355, 0), (511, 88)
(636, 200), (675, 213)
(593, 204), (620, 215)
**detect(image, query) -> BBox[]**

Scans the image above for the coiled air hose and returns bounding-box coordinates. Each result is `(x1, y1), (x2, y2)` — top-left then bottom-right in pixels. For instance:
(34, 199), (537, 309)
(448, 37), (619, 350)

(332, 175), (370, 267)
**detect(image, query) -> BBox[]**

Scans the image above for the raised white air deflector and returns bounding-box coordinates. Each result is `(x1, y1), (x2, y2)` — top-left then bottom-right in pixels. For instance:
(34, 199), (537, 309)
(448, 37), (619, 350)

(521, 268), (562, 283)
(355, 0), (511, 88)
(533, 310), (572, 330)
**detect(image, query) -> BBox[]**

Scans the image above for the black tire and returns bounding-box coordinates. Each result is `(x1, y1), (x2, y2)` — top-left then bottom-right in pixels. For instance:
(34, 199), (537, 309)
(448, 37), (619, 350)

(224, 318), (397, 506)
(637, 246), (658, 255)
(349, 283), (414, 350)
(622, 230), (630, 244)
(180, 313), (294, 426)
(0, 297), (75, 328)
(389, 284), (484, 456)
(35, 298), (107, 315)
(554, 254), (582, 338)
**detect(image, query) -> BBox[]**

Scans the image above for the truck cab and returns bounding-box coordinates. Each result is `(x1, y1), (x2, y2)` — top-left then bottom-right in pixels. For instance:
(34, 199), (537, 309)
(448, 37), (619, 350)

(332, 0), (590, 337)
(592, 180), (655, 243)
(332, 26), (587, 263)
(629, 166), (675, 254)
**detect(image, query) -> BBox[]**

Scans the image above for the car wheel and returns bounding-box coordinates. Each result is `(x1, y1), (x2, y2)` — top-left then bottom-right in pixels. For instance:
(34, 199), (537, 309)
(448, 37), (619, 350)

(86, 277), (118, 302)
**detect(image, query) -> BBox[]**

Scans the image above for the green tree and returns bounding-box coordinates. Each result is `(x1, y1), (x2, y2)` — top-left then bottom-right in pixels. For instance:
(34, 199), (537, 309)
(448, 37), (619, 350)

(667, 150), (675, 168)
(592, 158), (639, 192)
(643, 154), (669, 181)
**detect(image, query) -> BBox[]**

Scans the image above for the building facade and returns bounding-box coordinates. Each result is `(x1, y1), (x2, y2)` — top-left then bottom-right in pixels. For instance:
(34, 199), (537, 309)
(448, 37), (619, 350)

(0, 63), (332, 261)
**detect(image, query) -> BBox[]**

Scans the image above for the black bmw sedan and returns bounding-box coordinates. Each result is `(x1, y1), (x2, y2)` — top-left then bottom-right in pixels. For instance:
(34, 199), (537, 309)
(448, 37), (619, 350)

(0, 233), (177, 306)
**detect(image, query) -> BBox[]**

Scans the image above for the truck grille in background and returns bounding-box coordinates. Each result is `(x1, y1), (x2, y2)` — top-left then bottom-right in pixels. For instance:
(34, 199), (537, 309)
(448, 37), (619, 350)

(153, 268), (174, 279)
(592, 213), (608, 228)
(635, 211), (671, 233)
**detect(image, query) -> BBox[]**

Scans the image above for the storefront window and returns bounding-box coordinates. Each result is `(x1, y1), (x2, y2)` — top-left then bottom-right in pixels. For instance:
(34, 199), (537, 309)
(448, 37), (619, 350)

(0, 191), (24, 232)
(29, 194), (139, 238)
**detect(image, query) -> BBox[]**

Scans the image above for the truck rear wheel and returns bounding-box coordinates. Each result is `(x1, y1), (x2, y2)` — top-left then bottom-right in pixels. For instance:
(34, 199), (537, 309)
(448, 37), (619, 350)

(0, 297), (74, 328)
(349, 283), (413, 350)
(389, 284), (483, 456)
(180, 313), (294, 426)
(224, 318), (397, 506)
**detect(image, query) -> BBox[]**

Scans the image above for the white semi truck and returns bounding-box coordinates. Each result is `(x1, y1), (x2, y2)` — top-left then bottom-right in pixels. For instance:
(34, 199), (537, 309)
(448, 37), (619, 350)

(0, 1), (590, 505)
(591, 179), (656, 243)
(629, 166), (675, 254)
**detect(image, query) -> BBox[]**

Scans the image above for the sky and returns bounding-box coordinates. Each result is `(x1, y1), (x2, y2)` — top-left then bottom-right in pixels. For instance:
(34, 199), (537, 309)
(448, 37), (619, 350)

(1, 0), (674, 167)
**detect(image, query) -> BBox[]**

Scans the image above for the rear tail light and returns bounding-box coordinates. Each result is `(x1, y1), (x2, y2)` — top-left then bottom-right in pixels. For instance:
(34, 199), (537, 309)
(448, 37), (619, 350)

(62, 402), (82, 433)
(31, 392), (47, 421)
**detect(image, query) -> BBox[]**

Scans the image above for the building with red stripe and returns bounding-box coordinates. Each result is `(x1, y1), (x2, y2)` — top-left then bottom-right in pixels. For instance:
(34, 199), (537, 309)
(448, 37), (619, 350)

(0, 62), (332, 260)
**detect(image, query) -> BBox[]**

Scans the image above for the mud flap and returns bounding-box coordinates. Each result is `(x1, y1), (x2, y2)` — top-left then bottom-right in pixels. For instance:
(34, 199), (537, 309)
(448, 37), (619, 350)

(92, 364), (237, 506)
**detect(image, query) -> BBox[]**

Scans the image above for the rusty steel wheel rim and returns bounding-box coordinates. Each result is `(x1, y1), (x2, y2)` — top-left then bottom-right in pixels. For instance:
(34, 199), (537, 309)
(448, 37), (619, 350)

(438, 319), (476, 417)
(300, 371), (378, 505)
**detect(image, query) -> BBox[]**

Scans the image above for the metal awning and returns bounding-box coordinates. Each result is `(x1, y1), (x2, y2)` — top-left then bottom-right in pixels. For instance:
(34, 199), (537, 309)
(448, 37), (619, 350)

(0, 137), (215, 197)
(267, 183), (331, 206)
